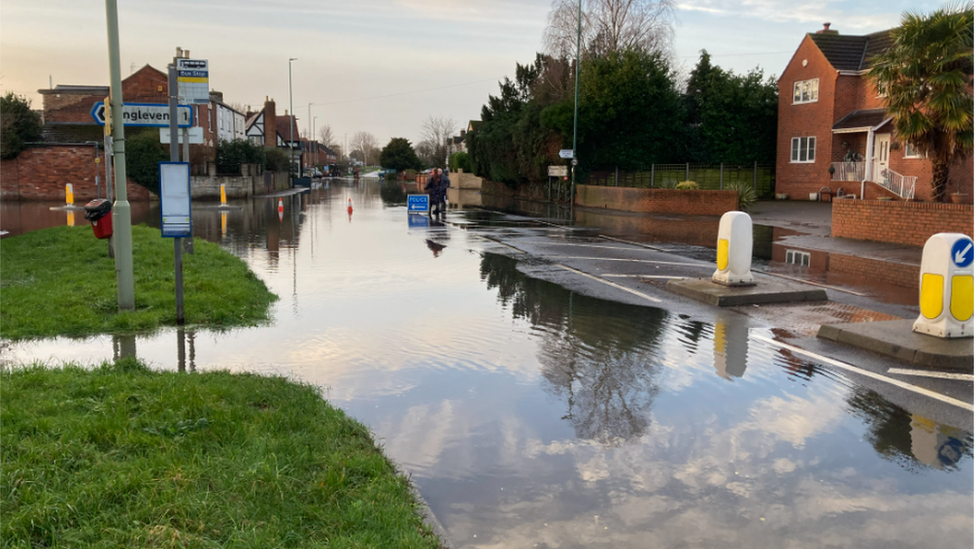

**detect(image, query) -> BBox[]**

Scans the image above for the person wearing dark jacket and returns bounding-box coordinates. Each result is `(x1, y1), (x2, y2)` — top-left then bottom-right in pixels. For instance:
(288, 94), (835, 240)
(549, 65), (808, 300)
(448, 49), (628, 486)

(424, 170), (440, 216)
(436, 169), (451, 216)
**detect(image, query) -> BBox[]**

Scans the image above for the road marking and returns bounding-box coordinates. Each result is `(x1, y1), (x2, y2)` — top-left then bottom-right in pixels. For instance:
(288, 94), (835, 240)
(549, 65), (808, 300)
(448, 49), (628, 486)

(556, 264), (662, 303)
(522, 242), (660, 252)
(546, 256), (710, 268)
(479, 236), (526, 254)
(603, 274), (682, 279)
(599, 235), (668, 252)
(760, 271), (868, 297)
(887, 368), (974, 381)
(751, 334), (974, 411)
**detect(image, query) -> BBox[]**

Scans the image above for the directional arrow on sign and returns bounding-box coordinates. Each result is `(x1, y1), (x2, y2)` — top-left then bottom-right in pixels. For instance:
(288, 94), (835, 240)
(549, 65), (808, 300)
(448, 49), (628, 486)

(953, 239), (973, 267)
(90, 102), (193, 128)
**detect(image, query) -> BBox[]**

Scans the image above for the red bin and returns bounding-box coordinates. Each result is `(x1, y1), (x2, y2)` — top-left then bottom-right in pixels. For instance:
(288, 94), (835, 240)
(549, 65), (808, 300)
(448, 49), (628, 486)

(83, 199), (114, 239)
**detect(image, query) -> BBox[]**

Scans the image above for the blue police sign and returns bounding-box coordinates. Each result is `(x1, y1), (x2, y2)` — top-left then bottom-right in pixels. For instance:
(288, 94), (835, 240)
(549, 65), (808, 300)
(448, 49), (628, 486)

(407, 194), (429, 213)
(951, 237), (973, 268)
(407, 214), (430, 229)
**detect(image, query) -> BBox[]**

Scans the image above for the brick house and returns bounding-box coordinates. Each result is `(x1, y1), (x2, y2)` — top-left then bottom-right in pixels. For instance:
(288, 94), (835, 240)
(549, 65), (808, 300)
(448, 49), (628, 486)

(776, 23), (973, 203)
(245, 98), (302, 172)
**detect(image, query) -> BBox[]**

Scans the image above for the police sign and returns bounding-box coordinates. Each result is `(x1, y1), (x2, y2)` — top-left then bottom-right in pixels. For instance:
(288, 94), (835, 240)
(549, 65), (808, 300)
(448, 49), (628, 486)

(407, 194), (429, 213)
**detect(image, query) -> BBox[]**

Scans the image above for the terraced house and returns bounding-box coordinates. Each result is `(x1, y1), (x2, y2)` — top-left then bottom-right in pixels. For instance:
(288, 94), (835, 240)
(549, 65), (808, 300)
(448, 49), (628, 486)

(776, 23), (973, 203)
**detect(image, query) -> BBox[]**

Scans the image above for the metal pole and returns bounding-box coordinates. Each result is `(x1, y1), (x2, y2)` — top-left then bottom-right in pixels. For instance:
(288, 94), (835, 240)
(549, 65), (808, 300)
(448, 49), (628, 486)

(105, 0), (134, 311)
(313, 116), (317, 169)
(650, 164), (655, 188)
(289, 58), (297, 182)
(686, 162), (689, 182)
(168, 61), (185, 325)
(720, 162), (724, 190)
(753, 161), (758, 192)
(570, 0), (581, 213)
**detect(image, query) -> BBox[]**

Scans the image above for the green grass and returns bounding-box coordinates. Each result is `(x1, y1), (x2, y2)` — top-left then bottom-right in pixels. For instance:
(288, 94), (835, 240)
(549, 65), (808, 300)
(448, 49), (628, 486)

(0, 360), (442, 548)
(1, 225), (278, 340)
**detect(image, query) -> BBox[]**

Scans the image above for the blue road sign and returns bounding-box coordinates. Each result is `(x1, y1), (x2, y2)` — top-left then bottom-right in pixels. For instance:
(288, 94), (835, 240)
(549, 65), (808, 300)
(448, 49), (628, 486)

(407, 194), (429, 213)
(90, 102), (193, 128)
(951, 237), (974, 268)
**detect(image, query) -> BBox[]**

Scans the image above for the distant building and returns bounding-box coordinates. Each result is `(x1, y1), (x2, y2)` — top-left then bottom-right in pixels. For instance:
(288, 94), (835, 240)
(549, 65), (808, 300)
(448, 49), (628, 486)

(244, 97), (303, 171)
(210, 91), (246, 142)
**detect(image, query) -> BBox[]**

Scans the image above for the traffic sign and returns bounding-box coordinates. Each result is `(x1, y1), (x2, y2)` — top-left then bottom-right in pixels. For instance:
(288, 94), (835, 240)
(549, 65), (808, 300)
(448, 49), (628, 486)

(91, 102), (193, 128)
(951, 237), (973, 268)
(177, 58), (210, 104)
(548, 165), (568, 177)
(558, 149), (574, 159)
(159, 162), (192, 238)
(407, 194), (429, 213)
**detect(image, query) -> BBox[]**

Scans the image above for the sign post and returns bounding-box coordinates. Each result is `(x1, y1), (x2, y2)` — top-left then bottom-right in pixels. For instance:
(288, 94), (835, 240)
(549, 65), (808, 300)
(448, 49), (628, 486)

(160, 162), (191, 324)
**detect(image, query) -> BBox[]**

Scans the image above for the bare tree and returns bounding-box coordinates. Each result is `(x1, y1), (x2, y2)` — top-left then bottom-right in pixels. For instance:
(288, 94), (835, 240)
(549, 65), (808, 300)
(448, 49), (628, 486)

(318, 124), (338, 149)
(350, 131), (380, 165)
(543, 0), (675, 60)
(416, 115), (457, 168)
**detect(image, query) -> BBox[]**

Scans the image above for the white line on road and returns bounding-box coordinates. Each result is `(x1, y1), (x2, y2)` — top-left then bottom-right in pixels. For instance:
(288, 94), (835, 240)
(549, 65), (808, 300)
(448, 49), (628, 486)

(546, 256), (711, 268)
(556, 264), (662, 303)
(887, 368), (974, 381)
(751, 334), (974, 411)
(599, 235), (668, 252)
(760, 271), (868, 297)
(602, 274), (682, 279)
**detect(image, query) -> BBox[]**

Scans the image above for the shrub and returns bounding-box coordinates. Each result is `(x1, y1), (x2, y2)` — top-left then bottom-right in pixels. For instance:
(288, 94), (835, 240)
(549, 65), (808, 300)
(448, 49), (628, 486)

(0, 92), (43, 160)
(216, 139), (266, 174)
(264, 147), (291, 172)
(449, 151), (471, 173)
(676, 180), (699, 190)
(125, 130), (168, 195)
(725, 179), (757, 211)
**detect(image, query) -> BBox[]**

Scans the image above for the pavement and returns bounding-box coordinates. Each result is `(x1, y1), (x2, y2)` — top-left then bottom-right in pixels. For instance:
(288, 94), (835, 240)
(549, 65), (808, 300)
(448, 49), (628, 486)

(452, 204), (976, 429)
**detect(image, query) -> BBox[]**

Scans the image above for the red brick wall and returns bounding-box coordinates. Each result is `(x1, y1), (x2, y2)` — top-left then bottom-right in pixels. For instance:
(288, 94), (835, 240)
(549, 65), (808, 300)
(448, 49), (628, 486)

(777, 36), (837, 201)
(41, 92), (105, 124)
(576, 185), (738, 216)
(829, 253), (919, 289)
(832, 199), (974, 246)
(1, 146), (154, 202)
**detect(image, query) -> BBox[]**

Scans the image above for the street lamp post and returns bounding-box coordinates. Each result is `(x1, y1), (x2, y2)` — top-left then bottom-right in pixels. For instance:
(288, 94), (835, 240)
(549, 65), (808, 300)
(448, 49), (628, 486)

(288, 57), (297, 183)
(571, 0), (582, 214)
(313, 116), (318, 168)
(307, 102), (313, 174)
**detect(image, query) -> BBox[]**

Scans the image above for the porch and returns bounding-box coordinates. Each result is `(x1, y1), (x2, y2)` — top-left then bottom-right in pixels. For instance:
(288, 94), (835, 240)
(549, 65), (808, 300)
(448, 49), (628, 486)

(830, 161), (917, 199)
(831, 108), (918, 200)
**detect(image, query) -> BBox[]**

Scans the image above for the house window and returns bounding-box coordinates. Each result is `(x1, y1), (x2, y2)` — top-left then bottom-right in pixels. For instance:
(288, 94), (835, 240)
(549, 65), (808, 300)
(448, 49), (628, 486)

(785, 249), (811, 267)
(790, 136), (816, 163)
(904, 142), (922, 158)
(793, 78), (819, 104)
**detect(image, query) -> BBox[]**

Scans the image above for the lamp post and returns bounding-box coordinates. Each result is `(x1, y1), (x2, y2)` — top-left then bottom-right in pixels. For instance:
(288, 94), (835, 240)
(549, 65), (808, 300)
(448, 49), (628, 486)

(307, 102), (313, 174)
(288, 57), (297, 182)
(571, 0), (582, 214)
(313, 116), (318, 169)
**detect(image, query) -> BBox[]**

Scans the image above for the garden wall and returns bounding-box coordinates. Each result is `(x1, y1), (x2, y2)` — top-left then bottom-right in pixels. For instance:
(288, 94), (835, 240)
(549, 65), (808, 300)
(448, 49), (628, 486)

(832, 199), (974, 247)
(1, 145), (153, 202)
(576, 185), (738, 216)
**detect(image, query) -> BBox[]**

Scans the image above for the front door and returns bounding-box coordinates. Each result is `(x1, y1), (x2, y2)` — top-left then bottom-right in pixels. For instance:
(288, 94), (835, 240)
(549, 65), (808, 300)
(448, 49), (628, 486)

(874, 133), (890, 182)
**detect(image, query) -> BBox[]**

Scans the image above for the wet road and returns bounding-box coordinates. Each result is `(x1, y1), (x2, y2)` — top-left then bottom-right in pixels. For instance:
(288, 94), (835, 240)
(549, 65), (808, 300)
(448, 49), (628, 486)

(2, 181), (972, 548)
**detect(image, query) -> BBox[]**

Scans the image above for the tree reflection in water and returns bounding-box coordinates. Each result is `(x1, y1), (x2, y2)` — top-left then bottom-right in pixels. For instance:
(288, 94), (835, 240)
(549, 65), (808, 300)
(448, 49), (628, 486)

(480, 253), (670, 446)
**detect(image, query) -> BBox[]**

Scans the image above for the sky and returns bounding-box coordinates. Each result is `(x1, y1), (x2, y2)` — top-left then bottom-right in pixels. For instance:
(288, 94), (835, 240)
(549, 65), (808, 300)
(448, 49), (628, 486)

(0, 0), (943, 150)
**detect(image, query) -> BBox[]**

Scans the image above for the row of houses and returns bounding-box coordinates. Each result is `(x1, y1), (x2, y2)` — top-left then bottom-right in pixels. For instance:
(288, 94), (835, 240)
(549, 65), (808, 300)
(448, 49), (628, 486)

(5, 63), (338, 200)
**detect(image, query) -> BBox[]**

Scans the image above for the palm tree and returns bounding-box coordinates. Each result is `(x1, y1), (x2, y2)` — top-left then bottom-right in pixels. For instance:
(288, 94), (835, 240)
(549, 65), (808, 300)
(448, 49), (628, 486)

(869, 4), (974, 202)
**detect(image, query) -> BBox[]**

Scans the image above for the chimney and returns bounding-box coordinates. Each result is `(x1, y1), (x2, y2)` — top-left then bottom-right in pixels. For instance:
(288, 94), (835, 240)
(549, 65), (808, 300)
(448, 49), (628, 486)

(816, 22), (838, 35)
(264, 98), (277, 148)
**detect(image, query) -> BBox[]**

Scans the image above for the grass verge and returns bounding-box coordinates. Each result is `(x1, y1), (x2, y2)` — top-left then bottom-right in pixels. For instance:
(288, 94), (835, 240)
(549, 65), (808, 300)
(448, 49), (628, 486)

(0, 225), (277, 340)
(0, 359), (442, 548)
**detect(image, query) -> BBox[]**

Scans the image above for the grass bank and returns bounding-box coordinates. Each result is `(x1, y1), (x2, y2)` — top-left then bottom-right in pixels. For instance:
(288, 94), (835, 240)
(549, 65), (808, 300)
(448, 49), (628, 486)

(0, 225), (277, 340)
(1, 359), (442, 548)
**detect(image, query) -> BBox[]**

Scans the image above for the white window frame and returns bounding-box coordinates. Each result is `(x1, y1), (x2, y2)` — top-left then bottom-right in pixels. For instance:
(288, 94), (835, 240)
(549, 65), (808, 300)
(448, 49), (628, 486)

(785, 249), (811, 267)
(903, 141), (922, 158)
(790, 136), (816, 163)
(793, 78), (819, 104)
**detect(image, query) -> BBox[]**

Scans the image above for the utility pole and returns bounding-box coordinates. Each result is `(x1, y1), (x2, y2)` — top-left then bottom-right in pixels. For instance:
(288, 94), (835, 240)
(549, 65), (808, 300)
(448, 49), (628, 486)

(105, 0), (134, 310)
(571, 0), (582, 214)
(168, 52), (185, 325)
(288, 58), (297, 182)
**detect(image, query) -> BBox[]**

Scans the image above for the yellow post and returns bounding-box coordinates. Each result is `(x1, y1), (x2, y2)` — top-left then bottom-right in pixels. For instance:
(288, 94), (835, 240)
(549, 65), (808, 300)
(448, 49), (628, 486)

(220, 184), (227, 206)
(66, 211), (75, 227)
(65, 184), (74, 206)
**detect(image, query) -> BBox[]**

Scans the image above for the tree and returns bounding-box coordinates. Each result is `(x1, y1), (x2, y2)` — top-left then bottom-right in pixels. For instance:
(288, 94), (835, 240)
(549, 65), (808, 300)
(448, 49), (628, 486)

(870, 4), (974, 202)
(416, 116), (457, 168)
(543, 0), (676, 60)
(318, 123), (338, 149)
(349, 131), (379, 165)
(125, 130), (168, 194)
(379, 137), (422, 172)
(1, 92), (43, 160)
(216, 139), (266, 174)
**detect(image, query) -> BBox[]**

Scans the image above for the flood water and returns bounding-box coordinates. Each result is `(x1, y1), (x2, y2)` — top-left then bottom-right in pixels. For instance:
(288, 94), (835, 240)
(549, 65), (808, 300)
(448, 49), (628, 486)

(2, 181), (972, 548)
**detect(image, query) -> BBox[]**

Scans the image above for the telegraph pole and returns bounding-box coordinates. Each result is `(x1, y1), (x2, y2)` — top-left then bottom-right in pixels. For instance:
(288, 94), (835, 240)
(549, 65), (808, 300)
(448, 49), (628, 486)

(105, 0), (134, 310)
(571, 0), (582, 214)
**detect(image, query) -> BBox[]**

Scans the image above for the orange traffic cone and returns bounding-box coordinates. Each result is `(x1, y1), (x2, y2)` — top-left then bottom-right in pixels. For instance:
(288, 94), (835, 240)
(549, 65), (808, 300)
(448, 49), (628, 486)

(278, 198), (284, 213)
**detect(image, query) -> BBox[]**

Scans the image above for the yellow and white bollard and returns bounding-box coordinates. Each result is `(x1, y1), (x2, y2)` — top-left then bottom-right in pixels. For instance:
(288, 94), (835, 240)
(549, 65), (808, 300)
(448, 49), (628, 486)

(712, 211), (755, 286)
(913, 233), (973, 339)
(65, 184), (74, 206)
(220, 184), (227, 206)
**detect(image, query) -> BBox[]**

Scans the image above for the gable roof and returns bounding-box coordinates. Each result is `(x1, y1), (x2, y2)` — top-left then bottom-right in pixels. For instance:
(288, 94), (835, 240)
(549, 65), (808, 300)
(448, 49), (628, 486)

(276, 115), (300, 143)
(809, 29), (894, 71)
(832, 108), (891, 132)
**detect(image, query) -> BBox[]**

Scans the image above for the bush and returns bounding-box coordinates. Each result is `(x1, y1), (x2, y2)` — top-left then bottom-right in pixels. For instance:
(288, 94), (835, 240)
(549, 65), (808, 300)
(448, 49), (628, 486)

(0, 92), (43, 160)
(725, 179), (757, 211)
(264, 147), (291, 172)
(676, 180), (700, 190)
(216, 139), (265, 174)
(126, 130), (168, 195)
(448, 151), (471, 173)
